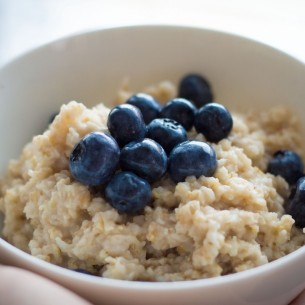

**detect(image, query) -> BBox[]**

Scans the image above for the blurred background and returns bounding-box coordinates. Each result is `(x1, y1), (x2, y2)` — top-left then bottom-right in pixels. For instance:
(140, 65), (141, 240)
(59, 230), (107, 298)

(1, 0), (305, 67)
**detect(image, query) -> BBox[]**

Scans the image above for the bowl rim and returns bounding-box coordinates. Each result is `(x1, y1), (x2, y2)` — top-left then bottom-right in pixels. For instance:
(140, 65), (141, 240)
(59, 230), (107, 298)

(1, 24), (305, 290)
(1, 23), (305, 71)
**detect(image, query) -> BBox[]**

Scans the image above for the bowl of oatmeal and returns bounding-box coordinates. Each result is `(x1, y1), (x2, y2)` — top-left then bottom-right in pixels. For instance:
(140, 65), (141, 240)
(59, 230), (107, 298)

(1, 25), (305, 305)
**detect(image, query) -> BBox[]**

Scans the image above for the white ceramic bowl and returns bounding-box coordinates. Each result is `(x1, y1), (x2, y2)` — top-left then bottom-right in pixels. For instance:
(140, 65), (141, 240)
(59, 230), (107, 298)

(1, 25), (305, 305)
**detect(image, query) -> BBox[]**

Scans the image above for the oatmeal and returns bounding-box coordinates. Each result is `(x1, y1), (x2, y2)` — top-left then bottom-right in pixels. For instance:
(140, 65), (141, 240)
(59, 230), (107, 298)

(0, 80), (304, 281)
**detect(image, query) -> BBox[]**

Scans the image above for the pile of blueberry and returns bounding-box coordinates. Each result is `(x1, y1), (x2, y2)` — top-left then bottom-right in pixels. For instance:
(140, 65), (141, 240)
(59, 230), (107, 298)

(69, 73), (234, 214)
(68, 73), (305, 227)
(267, 150), (305, 228)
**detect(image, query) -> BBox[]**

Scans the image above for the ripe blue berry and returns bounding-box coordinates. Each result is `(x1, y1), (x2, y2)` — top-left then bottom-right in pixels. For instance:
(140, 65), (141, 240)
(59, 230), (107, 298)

(267, 150), (304, 185)
(285, 177), (305, 228)
(146, 118), (187, 155)
(49, 112), (59, 124)
(105, 172), (151, 214)
(69, 132), (120, 186)
(168, 140), (217, 183)
(107, 104), (146, 147)
(126, 93), (162, 124)
(120, 138), (167, 183)
(73, 269), (94, 275)
(160, 98), (197, 131)
(178, 73), (213, 108)
(194, 102), (233, 143)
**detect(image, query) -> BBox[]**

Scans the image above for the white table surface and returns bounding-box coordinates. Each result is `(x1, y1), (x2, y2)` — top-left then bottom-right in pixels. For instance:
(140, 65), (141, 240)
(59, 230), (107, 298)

(1, 0), (305, 68)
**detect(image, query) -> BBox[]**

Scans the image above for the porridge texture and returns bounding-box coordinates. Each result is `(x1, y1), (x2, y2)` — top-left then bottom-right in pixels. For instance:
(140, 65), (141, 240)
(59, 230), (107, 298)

(0, 80), (305, 281)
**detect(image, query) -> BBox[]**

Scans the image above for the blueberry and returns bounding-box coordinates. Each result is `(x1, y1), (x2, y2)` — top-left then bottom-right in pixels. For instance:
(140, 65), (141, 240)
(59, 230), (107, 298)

(126, 93), (162, 124)
(107, 104), (146, 147)
(267, 150), (304, 185)
(285, 177), (305, 228)
(69, 132), (120, 186)
(146, 118), (187, 155)
(194, 102), (233, 143)
(49, 112), (59, 124)
(105, 172), (151, 214)
(73, 269), (94, 275)
(120, 138), (167, 183)
(160, 98), (197, 131)
(178, 73), (213, 108)
(168, 140), (217, 183)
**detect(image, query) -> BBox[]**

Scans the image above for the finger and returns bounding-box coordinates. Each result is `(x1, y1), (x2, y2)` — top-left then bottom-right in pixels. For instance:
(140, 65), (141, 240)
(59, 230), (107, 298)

(0, 265), (93, 305)
(289, 289), (305, 305)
